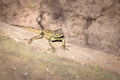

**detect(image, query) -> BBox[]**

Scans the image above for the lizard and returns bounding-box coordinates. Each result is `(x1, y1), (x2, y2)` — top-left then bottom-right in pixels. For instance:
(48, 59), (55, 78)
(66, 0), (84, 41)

(11, 13), (68, 52)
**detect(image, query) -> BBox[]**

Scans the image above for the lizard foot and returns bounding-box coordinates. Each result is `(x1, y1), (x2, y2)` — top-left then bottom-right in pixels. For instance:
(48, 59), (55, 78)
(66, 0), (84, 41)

(61, 45), (68, 51)
(51, 46), (56, 53)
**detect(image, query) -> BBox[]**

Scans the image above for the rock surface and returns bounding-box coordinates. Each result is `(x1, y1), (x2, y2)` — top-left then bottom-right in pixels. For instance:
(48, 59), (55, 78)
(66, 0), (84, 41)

(0, 0), (120, 55)
(0, 22), (120, 75)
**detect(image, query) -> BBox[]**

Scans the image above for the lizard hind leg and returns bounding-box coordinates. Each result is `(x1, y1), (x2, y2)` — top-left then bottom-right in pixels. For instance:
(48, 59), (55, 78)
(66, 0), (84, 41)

(28, 35), (43, 44)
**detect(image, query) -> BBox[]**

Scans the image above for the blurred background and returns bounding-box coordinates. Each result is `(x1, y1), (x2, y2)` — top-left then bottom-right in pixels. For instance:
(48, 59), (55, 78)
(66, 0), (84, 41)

(0, 0), (120, 80)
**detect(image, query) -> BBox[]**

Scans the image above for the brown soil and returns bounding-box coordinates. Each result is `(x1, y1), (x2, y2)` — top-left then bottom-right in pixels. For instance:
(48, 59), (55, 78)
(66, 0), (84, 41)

(0, 0), (120, 79)
(0, 22), (120, 80)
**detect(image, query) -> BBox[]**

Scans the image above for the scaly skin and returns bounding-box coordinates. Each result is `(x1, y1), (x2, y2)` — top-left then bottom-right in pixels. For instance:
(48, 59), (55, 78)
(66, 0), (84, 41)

(12, 24), (68, 52)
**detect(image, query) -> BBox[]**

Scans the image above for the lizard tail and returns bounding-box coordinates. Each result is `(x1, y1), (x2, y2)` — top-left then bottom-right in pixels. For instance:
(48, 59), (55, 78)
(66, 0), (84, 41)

(11, 24), (41, 34)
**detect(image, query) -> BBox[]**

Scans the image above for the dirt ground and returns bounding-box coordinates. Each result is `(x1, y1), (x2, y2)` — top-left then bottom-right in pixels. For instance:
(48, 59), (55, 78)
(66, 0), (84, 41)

(0, 22), (120, 80)
(0, 0), (120, 79)
(0, 35), (120, 80)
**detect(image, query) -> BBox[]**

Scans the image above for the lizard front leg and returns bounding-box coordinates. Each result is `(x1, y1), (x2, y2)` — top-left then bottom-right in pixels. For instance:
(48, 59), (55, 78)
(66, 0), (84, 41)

(61, 39), (68, 51)
(28, 35), (43, 44)
(48, 39), (56, 53)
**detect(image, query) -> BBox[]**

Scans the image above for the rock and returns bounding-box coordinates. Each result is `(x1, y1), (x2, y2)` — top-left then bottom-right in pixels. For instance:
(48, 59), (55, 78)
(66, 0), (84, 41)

(0, 0), (120, 55)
